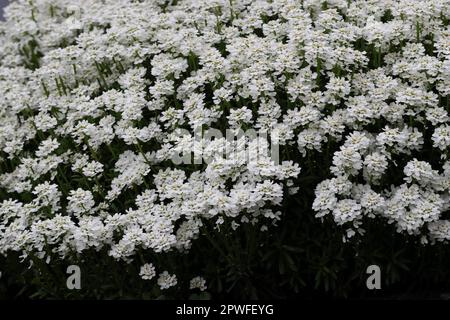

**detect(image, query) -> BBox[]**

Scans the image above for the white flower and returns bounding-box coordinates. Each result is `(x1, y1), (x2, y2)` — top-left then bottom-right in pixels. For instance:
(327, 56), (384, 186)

(32, 182), (61, 211)
(227, 107), (253, 128)
(363, 152), (389, 183)
(82, 161), (104, 178)
(403, 159), (439, 186)
(139, 263), (156, 280)
(332, 199), (362, 225)
(157, 271), (177, 290)
(35, 138), (60, 158)
(432, 125), (450, 151)
(189, 276), (207, 291)
(67, 189), (95, 216)
(428, 220), (450, 242)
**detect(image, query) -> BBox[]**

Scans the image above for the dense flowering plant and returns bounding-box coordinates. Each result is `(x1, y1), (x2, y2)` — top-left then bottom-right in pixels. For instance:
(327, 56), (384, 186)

(0, 0), (450, 298)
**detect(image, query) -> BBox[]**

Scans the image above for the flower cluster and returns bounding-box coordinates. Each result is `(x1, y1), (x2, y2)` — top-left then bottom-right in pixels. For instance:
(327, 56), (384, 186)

(139, 263), (156, 281)
(189, 276), (207, 291)
(0, 0), (449, 292)
(157, 271), (177, 290)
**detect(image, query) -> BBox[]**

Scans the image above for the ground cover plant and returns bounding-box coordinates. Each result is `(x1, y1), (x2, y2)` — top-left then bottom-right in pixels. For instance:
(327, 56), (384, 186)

(0, 0), (450, 299)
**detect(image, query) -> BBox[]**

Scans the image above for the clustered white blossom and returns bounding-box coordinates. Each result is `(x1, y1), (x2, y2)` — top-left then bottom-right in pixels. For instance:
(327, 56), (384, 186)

(139, 263), (156, 280)
(189, 276), (207, 291)
(0, 0), (449, 290)
(157, 271), (177, 290)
